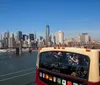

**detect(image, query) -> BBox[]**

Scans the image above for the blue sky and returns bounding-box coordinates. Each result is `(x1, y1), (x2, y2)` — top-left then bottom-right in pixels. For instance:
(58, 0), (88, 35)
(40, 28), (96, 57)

(0, 0), (100, 40)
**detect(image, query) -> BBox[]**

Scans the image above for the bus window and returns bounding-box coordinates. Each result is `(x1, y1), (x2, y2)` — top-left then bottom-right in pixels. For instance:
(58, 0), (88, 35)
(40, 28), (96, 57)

(39, 51), (89, 80)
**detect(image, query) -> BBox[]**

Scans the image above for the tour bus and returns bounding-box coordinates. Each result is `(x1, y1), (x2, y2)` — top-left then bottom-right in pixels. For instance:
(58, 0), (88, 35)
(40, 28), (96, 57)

(35, 47), (100, 85)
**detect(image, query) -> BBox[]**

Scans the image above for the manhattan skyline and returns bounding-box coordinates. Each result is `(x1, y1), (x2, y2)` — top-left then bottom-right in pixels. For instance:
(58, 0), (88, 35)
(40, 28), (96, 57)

(0, 0), (100, 40)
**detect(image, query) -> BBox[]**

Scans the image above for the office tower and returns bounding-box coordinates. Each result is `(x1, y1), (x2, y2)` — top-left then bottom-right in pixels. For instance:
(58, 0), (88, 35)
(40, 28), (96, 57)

(4, 31), (9, 39)
(12, 33), (14, 38)
(12, 33), (15, 47)
(82, 33), (90, 43)
(0, 34), (2, 41)
(0, 41), (3, 48)
(23, 34), (27, 41)
(45, 25), (50, 45)
(39, 36), (43, 41)
(4, 31), (9, 48)
(0, 34), (2, 48)
(27, 38), (31, 47)
(89, 36), (91, 43)
(29, 34), (34, 41)
(77, 34), (81, 43)
(56, 31), (64, 45)
(51, 33), (56, 44)
(25, 35), (28, 41)
(77, 33), (90, 44)
(8, 33), (15, 48)
(34, 31), (36, 41)
(23, 41), (28, 47)
(16, 31), (22, 41)
(8, 37), (13, 47)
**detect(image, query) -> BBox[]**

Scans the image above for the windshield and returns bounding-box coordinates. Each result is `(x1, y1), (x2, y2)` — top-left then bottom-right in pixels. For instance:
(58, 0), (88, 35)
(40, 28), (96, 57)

(39, 51), (89, 80)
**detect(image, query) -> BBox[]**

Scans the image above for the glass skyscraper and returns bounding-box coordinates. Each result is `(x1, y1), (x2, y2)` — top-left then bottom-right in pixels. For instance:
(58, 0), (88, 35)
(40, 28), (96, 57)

(45, 25), (50, 45)
(17, 31), (22, 41)
(29, 34), (34, 41)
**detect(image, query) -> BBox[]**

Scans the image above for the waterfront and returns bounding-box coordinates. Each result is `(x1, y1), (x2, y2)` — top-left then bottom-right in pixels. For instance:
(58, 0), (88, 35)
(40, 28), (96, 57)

(0, 52), (37, 85)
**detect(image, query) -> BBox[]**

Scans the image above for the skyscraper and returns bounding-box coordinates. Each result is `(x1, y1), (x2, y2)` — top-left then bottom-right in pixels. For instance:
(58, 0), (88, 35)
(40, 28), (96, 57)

(0, 34), (2, 41)
(8, 37), (13, 47)
(23, 34), (27, 41)
(51, 33), (56, 44)
(77, 33), (91, 44)
(40, 36), (43, 41)
(4, 31), (9, 48)
(56, 31), (64, 45)
(0, 34), (2, 48)
(16, 31), (22, 41)
(12, 33), (14, 38)
(45, 25), (50, 45)
(8, 33), (15, 48)
(29, 34), (34, 41)
(4, 31), (9, 39)
(34, 31), (36, 41)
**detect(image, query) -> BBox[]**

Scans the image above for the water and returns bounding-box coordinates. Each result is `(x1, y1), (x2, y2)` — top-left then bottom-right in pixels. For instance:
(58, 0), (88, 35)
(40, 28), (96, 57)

(0, 52), (37, 85)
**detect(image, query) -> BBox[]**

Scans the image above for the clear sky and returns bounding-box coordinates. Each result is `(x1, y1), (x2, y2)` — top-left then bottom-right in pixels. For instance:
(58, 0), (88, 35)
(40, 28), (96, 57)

(0, 0), (100, 40)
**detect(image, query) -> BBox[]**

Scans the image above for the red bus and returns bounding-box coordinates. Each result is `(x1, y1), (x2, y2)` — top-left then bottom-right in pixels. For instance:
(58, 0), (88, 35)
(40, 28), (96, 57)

(35, 47), (100, 85)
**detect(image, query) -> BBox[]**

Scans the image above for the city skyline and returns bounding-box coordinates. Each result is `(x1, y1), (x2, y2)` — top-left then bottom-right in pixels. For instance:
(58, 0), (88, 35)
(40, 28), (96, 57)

(0, 29), (92, 48)
(0, 0), (100, 40)
(0, 30), (92, 40)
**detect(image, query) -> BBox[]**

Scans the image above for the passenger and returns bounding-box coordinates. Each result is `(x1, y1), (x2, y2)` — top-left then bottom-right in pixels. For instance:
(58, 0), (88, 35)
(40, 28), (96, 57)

(71, 72), (77, 77)
(68, 54), (73, 64)
(81, 70), (87, 79)
(54, 52), (57, 55)
(57, 52), (63, 62)
(70, 55), (79, 66)
(58, 52), (62, 57)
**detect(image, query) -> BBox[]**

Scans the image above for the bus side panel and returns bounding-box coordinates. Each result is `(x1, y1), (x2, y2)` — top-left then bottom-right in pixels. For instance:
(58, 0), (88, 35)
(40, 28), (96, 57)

(88, 82), (100, 85)
(36, 68), (47, 85)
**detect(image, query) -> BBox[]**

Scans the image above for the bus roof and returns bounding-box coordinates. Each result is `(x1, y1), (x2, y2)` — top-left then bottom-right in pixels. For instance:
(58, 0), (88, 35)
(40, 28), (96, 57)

(39, 47), (100, 51)
(39, 47), (100, 56)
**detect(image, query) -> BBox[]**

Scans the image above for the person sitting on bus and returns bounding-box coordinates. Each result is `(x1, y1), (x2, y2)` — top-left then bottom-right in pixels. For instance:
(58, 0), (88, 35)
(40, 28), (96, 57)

(81, 69), (87, 79)
(57, 52), (63, 62)
(71, 72), (77, 77)
(70, 55), (79, 66)
(54, 52), (57, 55)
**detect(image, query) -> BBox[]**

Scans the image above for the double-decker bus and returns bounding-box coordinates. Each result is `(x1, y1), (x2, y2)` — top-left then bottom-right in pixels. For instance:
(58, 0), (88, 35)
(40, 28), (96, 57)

(35, 47), (100, 85)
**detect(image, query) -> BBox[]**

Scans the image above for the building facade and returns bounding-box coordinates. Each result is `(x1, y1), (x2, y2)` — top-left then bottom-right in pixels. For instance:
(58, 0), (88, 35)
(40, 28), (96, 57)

(77, 33), (91, 44)
(23, 34), (27, 41)
(0, 34), (2, 41)
(16, 31), (22, 41)
(29, 34), (34, 41)
(8, 37), (14, 47)
(0, 41), (3, 48)
(51, 33), (56, 44)
(56, 31), (64, 45)
(45, 25), (50, 45)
